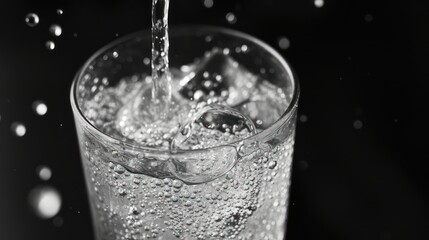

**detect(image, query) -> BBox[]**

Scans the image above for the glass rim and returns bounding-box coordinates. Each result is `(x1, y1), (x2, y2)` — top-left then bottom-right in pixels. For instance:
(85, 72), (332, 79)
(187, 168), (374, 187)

(70, 25), (300, 154)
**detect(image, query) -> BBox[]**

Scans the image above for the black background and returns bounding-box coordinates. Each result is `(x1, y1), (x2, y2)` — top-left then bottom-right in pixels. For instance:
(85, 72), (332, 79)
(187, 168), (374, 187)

(1, 0), (429, 239)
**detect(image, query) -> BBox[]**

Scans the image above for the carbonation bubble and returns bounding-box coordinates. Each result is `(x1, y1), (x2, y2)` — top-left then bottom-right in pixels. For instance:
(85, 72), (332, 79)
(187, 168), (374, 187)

(29, 186), (62, 219)
(203, 0), (214, 8)
(32, 100), (48, 116)
(56, 9), (63, 15)
(49, 24), (62, 37)
(278, 37), (290, 50)
(37, 165), (52, 181)
(226, 12), (237, 24)
(46, 41), (55, 50)
(314, 0), (324, 8)
(25, 13), (39, 27)
(11, 122), (26, 137)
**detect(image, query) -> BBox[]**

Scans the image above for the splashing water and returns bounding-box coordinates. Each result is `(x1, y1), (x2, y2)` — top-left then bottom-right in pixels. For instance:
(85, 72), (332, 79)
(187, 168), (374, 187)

(25, 13), (39, 27)
(29, 186), (62, 219)
(49, 24), (62, 37)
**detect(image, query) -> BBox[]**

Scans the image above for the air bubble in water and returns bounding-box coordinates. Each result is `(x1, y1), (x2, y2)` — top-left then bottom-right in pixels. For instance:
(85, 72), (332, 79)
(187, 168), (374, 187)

(32, 100), (48, 116)
(37, 165), (52, 181)
(56, 9), (63, 15)
(278, 37), (290, 50)
(25, 13), (39, 27)
(29, 186), (62, 219)
(49, 24), (62, 37)
(11, 122), (26, 137)
(46, 41), (55, 50)
(314, 0), (324, 8)
(203, 0), (214, 8)
(226, 12), (237, 24)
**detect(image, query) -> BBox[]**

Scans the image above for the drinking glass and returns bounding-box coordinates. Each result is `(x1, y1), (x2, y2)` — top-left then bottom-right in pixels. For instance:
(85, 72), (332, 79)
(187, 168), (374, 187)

(70, 26), (299, 240)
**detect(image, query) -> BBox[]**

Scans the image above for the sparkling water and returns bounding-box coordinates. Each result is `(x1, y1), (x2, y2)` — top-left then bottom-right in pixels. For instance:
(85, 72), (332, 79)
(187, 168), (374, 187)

(74, 1), (296, 239)
(78, 46), (295, 239)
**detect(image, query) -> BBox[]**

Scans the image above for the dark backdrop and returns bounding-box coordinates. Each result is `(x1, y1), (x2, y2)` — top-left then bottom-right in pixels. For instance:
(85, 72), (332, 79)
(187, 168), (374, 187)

(1, 0), (428, 239)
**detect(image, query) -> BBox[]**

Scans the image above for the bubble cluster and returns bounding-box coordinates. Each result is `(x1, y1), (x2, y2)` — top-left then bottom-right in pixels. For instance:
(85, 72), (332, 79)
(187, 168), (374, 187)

(78, 46), (295, 239)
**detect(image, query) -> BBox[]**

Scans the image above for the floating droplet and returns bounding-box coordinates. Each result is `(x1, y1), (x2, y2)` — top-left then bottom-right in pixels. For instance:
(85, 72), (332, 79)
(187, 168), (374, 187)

(11, 122), (26, 137)
(299, 114), (308, 123)
(203, 0), (214, 8)
(49, 24), (62, 37)
(46, 41), (55, 50)
(25, 13), (39, 27)
(56, 9), (63, 15)
(314, 0), (324, 8)
(353, 120), (363, 129)
(278, 37), (290, 50)
(32, 100), (48, 116)
(226, 12), (237, 24)
(143, 57), (150, 66)
(37, 166), (52, 181)
(29, 186), (62, 219)
(364, 14), (374, 23)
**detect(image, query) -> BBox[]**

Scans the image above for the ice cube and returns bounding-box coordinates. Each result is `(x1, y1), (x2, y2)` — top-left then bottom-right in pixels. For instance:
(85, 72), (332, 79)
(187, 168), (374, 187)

(177, 48), (259, 106)
(235, 80), (289, 129)
(171, 104), (256, 150)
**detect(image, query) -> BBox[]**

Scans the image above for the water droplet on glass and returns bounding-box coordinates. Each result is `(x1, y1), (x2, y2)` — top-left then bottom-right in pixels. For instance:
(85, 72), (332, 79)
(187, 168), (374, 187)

(278, 37), (290, 50)
(46, 41), (55, 50)
(25, 13), (39, 27)
(56, 9), (63, 15)
(49, 24), (62, 37)
(203, 0), (214, 8)
(32, 100), (48, 116)
(314, 0), (324, 8)
(37, 165), (52, 181)
(29, 186), (62, 219)
(353, 120), (363, 129)
(11, 122), (26, 137)
(226, 12), (237, 24)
